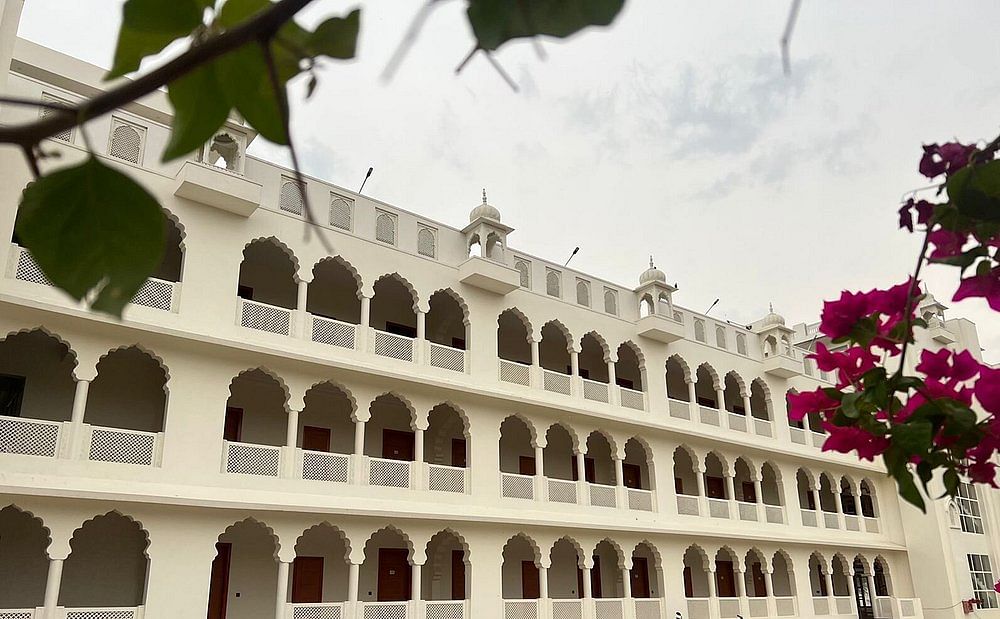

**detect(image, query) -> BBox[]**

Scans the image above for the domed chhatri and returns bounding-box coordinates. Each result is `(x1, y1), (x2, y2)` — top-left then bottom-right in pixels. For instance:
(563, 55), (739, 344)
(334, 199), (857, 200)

(639, 256), (666, 285)
(469, 188), (501, 223)
(761, 302), (786, 327)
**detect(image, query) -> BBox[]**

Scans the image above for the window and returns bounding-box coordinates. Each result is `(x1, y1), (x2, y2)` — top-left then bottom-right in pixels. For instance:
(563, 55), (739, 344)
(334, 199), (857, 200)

(375, 210), (397, 245)
(957, 483), (985, 534)
(514, 259), (530, 288)
(969, 554), (998, 609)
(205, 132), (244, 173)
(604, 288), (618, 315)
(329, 194), (353, 230)
(576, 279), (590, 306)
(716, 326), (727, 349)
(0, 374), (25, 417)
(694, 319), (706, 343)
(673, 310), (683, 323)
(545, 269), (561, 298)
(736, 333), (748, 355)
(40, 94), (73, 142)
(417, 226), (436, 258)
(279, 178), (305, 215)
(108, 119), (145, 164)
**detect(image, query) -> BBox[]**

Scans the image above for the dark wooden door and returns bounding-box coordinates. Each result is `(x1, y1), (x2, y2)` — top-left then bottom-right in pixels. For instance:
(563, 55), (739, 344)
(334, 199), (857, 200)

(623, 463), (642, 489)
(584, 458), (596, 483)
(715, 560), (736, 597)
(302, 426), (331, 452)
(751, 563), (767, 597)
(521, 561), (540, 599)
(683, 566), (693, 598)
(382, 429), (414, 461)
(206, 542), (232, 619)
(377, 548), (411, 601)
(706, 476), (726, 499)
(577, 568), (585, 599)
(519, 456), (536, 476)
(742, 481), (757, 502)
(853, 573), (874, 619)
(591, 556), (602, 598)
(451, 438), (467, 468)
(631, 557), (651, 598)
(451, 550), (466, 600)
(291, 556), (324, 603)
(674, 477), (684, 494)
(223, 408), (243, 442)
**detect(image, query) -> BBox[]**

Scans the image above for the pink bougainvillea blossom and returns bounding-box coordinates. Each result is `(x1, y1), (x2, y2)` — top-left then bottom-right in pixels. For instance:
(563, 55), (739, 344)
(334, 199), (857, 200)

(897, 199), (936, 232)
(928, 229), (969, 260)
(953, 267), (1000, 311)
(786, 389), (840, 422)
(918, 142), (977, 179)
(819, 291), (873, 340)
(915, 348), (981, 384)
(821, 423), (890, 461)
(975, 366), (1000, 414)
(810, 343), (879, 388)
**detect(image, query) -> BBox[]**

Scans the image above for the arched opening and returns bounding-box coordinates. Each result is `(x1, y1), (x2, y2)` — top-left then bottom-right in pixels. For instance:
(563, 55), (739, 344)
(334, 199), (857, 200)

(501, 535), (540, 599)
(665, 355), (689, 402)
(733, 457), (756, 503)
(736, 333), (748, 355)
(426, 291), (468, 352)
(722, 372), (745, 415)
(639, 295), (654, 318)
(657, 292), (671, 315)
(499, 416), (536, 477)
(840, 477), (858, 516)
(630, 543), (662, 599)
(808, 553), (828, 597)
(360, 528), (412, 602)
(61, 513), (148, 609)
(291, 524), (350, 604)
(771, 552), (795, 598)
(860, 480), (879, 518)
(744, 549), (768, 597)
(682, 546), (709, 598)
(807, 410), (825, 435)
(673, 447), (698, 497)
(204, 131), (243, 172)
(497, 309), (531, 365)
(423, 530), (468, 601)
(237, 239), (297, 308)
(786, 389), (805, 430)
(467, 234), (482, 259)
(796, 469), (816, 511)
(86, 347), (167, 433)
(543, 423), (578, 484)
(694, 319), (706, 343)
(818, 474), (837, 514)
(485, 232), (504, 261)
(299, 382), (355, 458)
(539, 322), (571, 374)
(615, 342), (644, 392)
(873, 557), (892, 597)
(714, 548), (739, 598)
(549, 538), (584, 599)
(584, 432), (615, 486)
(592, 540), (623, 598)
(750, 379), (770, 420)
(149, 213), (184, 285)
(365, 395), (416, 484)
(307, 258), (361, 325)
(830, 556), (850, 597)
(0, 330), (76, 427)
(425, 404), (468, 470)
(694, 364), (718, 409)
(763, 335), (778, 358)
(370, 275), (417, 337)
(224, 369), (287, 449)
(760, 462), (784, 506)
(0, 506), (49, 609)
(624, 438), (653, 491)
(578, 333), (609, 383)
(715, 326), (727, 349)
(703, 452), (729, 500)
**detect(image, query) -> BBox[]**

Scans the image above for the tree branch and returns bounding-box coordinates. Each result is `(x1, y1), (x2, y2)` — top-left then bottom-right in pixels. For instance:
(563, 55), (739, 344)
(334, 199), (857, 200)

(0, 0), (316, 147)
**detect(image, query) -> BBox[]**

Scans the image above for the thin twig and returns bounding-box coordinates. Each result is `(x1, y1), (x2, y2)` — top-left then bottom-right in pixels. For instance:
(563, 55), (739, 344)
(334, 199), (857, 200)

(894, 229), (933, 378)
(780, 0), (802, 76)
(455, 45), (478, 74)
(484, 52), (519, 92)
(20, 145), (40, 179)
(381, 0), (444, 82)
(0, 96), (73, 112)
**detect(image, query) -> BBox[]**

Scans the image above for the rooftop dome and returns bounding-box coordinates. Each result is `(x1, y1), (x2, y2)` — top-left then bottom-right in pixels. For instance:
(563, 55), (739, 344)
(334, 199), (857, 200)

(761, 303), (786, 327)
(639, 256), (667, 285)
(470, 189), (501, 222)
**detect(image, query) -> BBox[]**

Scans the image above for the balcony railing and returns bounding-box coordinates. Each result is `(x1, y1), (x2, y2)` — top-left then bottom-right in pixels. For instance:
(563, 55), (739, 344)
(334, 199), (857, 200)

(748, 597), (767, 617)
(223, 440), (281, 476)
(765, 504), (785, 524)
(501, 472), (534, 500)
(503, 600), (538, 619)
(789, 427), (807, 445)
(85, 425), (161, 466)
(373, 330), (415, 362)
(707, 497), (730, 519)
(809, 431), (826, 448)
(737, 500), (758, 521)
(801, 509), (818, 527)
(752, 418), (773, 437)
(676, 495), (700, 516)
(864, 517), (880, 533)
(498, 359), (531, 386)
(594, 599), (623, 619)
(775, 596), (797, 616)
(288, 602), (345, 619)
(812, 597), (830, 615)
(131, 277), (176, 312)
(550, 599), (582, 619)
(429, 343), (466, 373)
(633, 598), (663, 619)
(667, 398), (690, 420)
(239, 298), (292, 335)
(833, 596), (852, 615)
(845, 514), (860, 531)
(425, 601), (466, 619)
(300, 450), (351, 483)
(619, 386), (645, 410)
(311, 315), (358, 349)
(369, 457), (411, 488)
(547, 477), (578, 504)
(589, 482), (617, 508)
(823, 511), (839, 529)
(582, 378), (609, 403)
(62, 607), (144, 619)
(10, 244), (52, 286)
(698, 406), (720, 426)
(627, 488), (653, 511)
(718, 598), (741, 618)
(0, 415), (61, 458)
(361, 601), (407, 619)
(685, 598), (710, 619)
(427, 463), (466, 493)
(726, 412), (747, 433)
(542, 369), (571, 395)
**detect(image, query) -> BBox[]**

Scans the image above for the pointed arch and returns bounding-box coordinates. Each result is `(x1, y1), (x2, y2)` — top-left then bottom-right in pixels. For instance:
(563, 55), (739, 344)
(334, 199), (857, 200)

(242, 236), (300, 279)
(88, 345), (170, 433)
(61, 511), (151, 608)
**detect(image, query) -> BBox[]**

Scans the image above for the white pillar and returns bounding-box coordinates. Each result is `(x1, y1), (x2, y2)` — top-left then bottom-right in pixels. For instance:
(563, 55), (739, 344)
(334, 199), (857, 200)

(359, 294), (372, 352)
(726, 474), (737, 518)
(754, 478), (765, 521)
(412, 562), (422, 601)
(540, 565), (549, 600)
(576, 452), (586, 482)
(622, 567), (632, 598)
(715, 387), (725, 410)
(348, 562), (360, 602)
(582, 566), (593, 598)
(295, 280), (309, 336)
(275, 560), (290, 619)
(735, 569), (747, 616)
(810, 489), (821, 520)
(695, 468), (707, 515)
(824, 571), (834, 601)
(416, 310), (426, 340)
(707, 569), (717, 597)
(43, 558), (63, 619)
(530, 339), (541, 387)
(286, 409), (299, 448)
(687, 379), (699, 418)
(416, 310), (427, 363)
(742, 394), (753, 418)
(614, 455), (626, 508)
(67, 379), (90, 459)
(354, 420), (365, 456)
(570, 351), (580, 376)
(570, 350), (581, 397)
(608, 361), (620, 406)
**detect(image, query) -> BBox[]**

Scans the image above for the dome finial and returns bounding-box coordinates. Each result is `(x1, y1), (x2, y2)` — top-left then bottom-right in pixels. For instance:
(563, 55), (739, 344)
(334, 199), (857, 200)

(649, 255), (654, 269)
(482, 188), (487, 204)
(769, 302), (774, 313)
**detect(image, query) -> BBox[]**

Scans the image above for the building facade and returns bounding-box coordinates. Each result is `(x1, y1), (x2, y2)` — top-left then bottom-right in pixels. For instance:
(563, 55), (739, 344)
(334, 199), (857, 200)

(0, 5), (996, 619)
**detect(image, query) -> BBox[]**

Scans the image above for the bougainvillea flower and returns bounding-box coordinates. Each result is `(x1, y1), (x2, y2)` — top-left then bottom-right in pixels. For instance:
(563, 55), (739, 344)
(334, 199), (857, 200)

(916, 348), (982, 384)
(786, 389), (840, 422)
(928, 229), (969, 259)
(821, 423), (890, 461)
(897, 199), (935, 232)
(811, 344), (879, 388)
(967, 461), (998, 487)
(975, 366), (1000, 414)
(953, 267), (1000, 311)
(919, 142), (977, 179)
(820, 291), (872, 339)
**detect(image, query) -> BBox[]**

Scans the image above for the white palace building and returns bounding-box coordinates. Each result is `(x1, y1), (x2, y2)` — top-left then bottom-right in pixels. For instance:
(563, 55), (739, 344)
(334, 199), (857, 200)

(0, 3), (998, 619)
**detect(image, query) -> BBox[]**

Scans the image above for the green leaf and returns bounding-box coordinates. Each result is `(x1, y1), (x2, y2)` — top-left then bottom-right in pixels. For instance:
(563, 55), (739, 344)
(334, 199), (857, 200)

(840, 392), (862, 419)
(108, 0), (207, 78)
(218, 0), (271, 27)
(891, 420), (933, 454)
(15, 158), (165, 317)
(894, 469), (925, 512)
(942, 468), (960, 497)
(467, 0), (625, 51)
(309, 10), (361, 59)
(216, 43), (288, 144)
(947, 161), (1000, 222)
(163, 62), (231, 161)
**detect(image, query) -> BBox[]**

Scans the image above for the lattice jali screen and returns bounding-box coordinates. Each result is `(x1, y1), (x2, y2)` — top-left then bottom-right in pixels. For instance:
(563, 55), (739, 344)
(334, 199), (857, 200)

(428, 464), (465, 493)
(718, 599), (741, 618)
(748, 598), (768, 617)
(774, 597), (795, 616)
(89, 427), (156, 466)
(589, 484), (617, 508)
(845, 515), (860, 531)
(109, 123), (143, 164)
(374, 331), (414, 362)
(634, 599), (662, 619)
(499, 360), (531, 386)
(312, 316), (357, 349)
(226, 442), (280, 476)
(800, 510), (817, 527)
(752, 419), (773, 437)
(823, 512), (839, 529)
(628, 488), (653, 511)
(369, 458), (410, 488)
(551, 600), (582, 619)
(240, 300), (291, 335)
(708, 498), (729, 519)
(14, 247), (53, 286)
(545, 270), (561, 297)
(604, 289), (617, 315)
(864, 517), (879, 533)
(417, 227), (436, 258)
(900, 599), (915, 617)
(65, 610), (138, 619)
(765, 505), (784, 524)
(547, 478), (577, 504)
(504, 601), (538, 619)
(514, 261), (530, 288)
(686, 599), (710, 619)
(582, 379), (609, 403)
(668, 399), (690, 420)
(576, 280), (590, 306)
(595, 600), (623, 619)
(727, 414), (747, 433)
(0, 416), (60, 457)
(131, 278), (174, 311)
(789, 428), (807, 445)
(698, 407), (720, 426)
(835, 597), (852, 614)
(620, 388), (645, 411)
(738, 502), (758, 521)
(302, 451), (350, 483)
(280, 180), (305, 215)
(362, 602), (407, 619)
(40, 100), (73, 142)
(375, 212), (396, 245)
(429, 344), (465, 372)
(542, 370), (571, 395)
(676, 495), (700, 516)
(329, 196), (353, 230)
(0, 611), (34, 619)
(292, 603), (344, 619)
(501, 473), (534, 500)
(425, 601), (464, 619)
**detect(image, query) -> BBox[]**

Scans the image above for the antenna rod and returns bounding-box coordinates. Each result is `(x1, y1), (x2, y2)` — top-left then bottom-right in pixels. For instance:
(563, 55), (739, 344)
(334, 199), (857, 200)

(564, 247), (580, 266)
(705, 298), (720, 315)
(359, 166), (373, 193)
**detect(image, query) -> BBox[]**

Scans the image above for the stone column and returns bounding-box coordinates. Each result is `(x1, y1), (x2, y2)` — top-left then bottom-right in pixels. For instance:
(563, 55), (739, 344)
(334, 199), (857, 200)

(832, 489), (845, 529)
(570, 350), (581, 397)
(530, 339), (541, 388)
(295, 279), (309, 338)
(764, 569), (777, 617)
(735, 568), (748, 618)
(275, 560), (290, 619)
(622, 566), (632, 598)
(695, 466), (708, 516)
(414, 427), (425, 490)
(577, 450), (589, 505)
(535, 444), (546, 501)
(42, 557), (64, 619)
(539, 565), (550, 600)
(359, 293), (372, 352)
(582, 566), (593, 598)
(415, 309), (427, 363)
(412, 562), (423, 602)
(66, 378), (90, 459)
(354, 418), (366, 485)
(706, 568), (719, 619)
(282, 408), (300, 478)
(686, 379), (698, 418)
(348, 562), (360, 603)
(714, 386), (725, 411)
(608, 361), (620, 406)
(614, 455), (627, 509)
(725, 473), (737, 518)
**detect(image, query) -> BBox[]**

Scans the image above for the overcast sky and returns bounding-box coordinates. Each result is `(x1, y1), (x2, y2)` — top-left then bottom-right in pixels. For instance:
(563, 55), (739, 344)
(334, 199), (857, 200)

(17, 1), (1000, 362)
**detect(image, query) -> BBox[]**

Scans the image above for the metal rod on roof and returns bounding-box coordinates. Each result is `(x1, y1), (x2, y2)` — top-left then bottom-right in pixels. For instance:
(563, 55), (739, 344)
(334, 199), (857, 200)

(564, 247), (579, 266)
(359, 166), (373, 193)
(705, 298), (719, 315)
